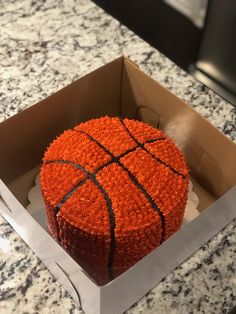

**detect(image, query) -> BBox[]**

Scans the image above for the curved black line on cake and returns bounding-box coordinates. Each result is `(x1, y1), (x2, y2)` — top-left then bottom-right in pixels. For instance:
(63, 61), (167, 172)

(119, 119), (186, 179)
(45, 159), (116, 279)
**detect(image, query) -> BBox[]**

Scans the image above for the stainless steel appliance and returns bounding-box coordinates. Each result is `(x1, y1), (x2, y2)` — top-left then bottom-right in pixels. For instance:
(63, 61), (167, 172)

(193, 0), (236, 106)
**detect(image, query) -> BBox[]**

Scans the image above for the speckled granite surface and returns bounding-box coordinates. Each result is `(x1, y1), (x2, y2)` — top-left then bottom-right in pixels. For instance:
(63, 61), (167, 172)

(0, 0), (235, 313)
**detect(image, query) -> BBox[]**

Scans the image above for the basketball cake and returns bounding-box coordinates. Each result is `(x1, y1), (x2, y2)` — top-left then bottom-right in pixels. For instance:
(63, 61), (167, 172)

(40, 116), (189, 284)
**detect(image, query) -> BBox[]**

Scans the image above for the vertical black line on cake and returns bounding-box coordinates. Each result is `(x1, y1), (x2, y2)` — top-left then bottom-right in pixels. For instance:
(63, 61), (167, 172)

(116, 160), (165, 244)
(45, 159), (116, 280)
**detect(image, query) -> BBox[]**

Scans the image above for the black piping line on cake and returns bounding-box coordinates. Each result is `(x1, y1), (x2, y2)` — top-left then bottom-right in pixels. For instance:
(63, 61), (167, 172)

(45, 159), (116, 280)
(76, 129), (166, 243)
(77, 129), (165, 154)
(55, 176), (88, 213)
(119, 119), (186, 179)
(117, 160), (165, 242)
(94, 137), (166, 174)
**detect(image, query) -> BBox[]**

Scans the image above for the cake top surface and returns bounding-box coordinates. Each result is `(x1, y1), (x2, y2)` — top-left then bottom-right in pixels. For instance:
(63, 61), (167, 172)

(40, 116), (189, 240)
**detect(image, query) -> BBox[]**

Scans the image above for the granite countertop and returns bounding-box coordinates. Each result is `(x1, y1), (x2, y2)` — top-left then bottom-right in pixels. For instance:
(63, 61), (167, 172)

(0, 0), (235, 313)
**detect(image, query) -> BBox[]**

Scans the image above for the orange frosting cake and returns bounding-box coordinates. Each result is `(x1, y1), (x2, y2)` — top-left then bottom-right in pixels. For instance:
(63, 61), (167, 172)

(40, 116), (189, 284)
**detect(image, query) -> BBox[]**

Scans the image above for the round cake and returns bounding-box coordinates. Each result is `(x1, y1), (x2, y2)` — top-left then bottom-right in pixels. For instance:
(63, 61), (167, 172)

(40, 116), (189, 284)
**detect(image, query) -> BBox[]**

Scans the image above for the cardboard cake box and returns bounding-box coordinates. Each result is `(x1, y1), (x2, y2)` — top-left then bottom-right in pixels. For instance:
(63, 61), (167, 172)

(0, 56), (236, 314)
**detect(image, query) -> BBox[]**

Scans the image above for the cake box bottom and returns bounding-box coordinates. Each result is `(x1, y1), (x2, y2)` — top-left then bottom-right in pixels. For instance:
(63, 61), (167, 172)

(0, 56), (235, 314)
